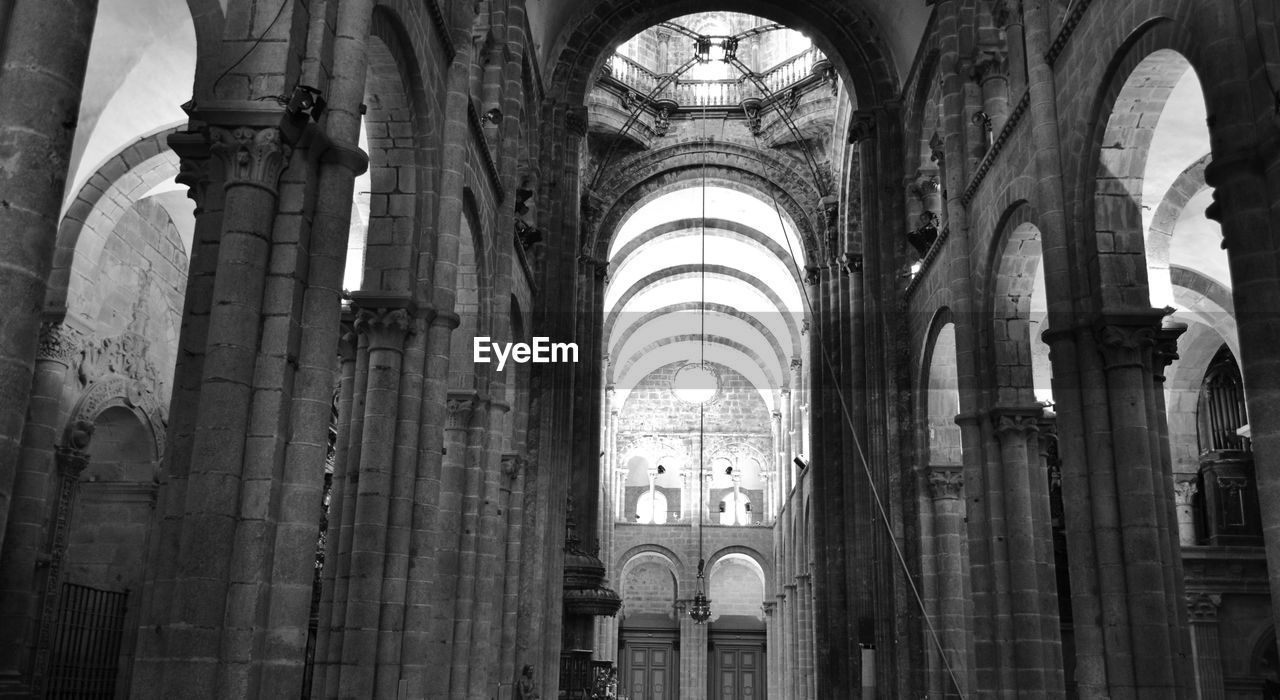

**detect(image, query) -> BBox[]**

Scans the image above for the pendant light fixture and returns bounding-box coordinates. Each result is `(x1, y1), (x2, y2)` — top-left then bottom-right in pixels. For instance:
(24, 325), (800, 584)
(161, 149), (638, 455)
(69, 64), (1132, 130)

(689, 94), (712, 625)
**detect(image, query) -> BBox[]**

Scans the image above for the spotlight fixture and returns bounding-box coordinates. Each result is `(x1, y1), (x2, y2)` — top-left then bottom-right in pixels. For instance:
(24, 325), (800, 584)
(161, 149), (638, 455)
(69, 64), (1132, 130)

(724, 466), (733, 475)
(657, 465), (666, 474)
(793, 454), (808, 470)
(483, 107), (503, 124)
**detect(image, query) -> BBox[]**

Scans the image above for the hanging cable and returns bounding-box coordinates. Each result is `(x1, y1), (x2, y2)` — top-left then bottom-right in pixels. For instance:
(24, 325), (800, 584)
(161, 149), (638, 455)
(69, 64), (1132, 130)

(745, 125), (969, 698)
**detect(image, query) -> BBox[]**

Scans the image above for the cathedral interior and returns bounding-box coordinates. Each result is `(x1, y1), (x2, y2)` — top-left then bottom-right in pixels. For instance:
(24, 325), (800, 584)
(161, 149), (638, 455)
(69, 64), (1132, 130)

(1, 0), (1280, 698)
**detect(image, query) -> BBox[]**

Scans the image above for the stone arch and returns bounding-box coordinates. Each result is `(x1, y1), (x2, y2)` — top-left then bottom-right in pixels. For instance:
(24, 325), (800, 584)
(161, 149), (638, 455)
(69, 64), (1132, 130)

(548, 0), (900, 115)
(610, 302), (795, 374)
(985, 202), (1048, 407)
(614, 334), (779, 392)
(590, 142), (822, 264)
(919, 308), (960, 467)
(605, 265), (797, 339)
(705, 545), (774, 599)
(616, 545), (687, 586)
(47, 125), (185, 315)
(1079, 17), (1219, 313)
(450, 189), (493, 393)
(611, 218), (804, 289)
(358, 6), (434, 293)
(185, 0), (225, 92)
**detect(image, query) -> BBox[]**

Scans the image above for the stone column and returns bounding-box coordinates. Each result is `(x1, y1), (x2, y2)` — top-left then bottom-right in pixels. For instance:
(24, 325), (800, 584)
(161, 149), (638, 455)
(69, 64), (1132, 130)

(928, 465), (968, 698)
(971, 49), (1009, 138)
(0, 1), (97, 551)
(676, 601), (708, 699)
(783, 584), (800, 699)
(439, 392), (480, 699)
(338, 298), (414, 698)
(499, 455), (529, 684)
(1185, 593), (1225, 700)
(763, 601), (779, 700)
(991, 407), (1059, 695)
(1174, 477), (1199, 546)
(0, 323), (82, 694)
(992, 0), (1027, 100)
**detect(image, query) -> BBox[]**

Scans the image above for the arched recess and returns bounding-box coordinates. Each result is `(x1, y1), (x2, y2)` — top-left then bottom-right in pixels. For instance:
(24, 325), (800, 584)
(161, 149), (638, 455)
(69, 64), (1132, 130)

(616, 548), (684, 626)
(356, 7), (434, 293)
(704, 548), (773, 623)
(56, 403), (163, 693)
(48, 125), (187, 316)
(985, 204), (1052, 407)
(1146, 153), (1213, 307)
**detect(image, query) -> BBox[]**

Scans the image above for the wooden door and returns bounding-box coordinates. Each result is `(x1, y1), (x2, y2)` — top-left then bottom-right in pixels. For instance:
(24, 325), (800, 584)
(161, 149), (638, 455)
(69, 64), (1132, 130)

(712, 645), (763, 699)
(624, 643), (673, 700)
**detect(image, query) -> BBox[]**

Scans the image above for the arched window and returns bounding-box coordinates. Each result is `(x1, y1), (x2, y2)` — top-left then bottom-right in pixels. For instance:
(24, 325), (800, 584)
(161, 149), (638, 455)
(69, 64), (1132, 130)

(636, 490), (668, 524)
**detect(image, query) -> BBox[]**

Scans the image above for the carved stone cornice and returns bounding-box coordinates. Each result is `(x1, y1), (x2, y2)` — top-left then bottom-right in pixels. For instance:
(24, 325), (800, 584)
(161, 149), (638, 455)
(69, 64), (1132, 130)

(207, 125), (292, 195)
(927, 466), (964, 501)
(1174, 476), (1199, 506)
(349, 291), (414, 352)
(1185, 592), (1221, 622)
(37, 322), (83, 366)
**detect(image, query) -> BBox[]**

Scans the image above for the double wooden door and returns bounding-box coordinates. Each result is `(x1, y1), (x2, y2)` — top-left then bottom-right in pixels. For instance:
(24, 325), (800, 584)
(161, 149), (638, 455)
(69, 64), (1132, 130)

(711, 642), (764, 699)
(624, 642), (674, 700)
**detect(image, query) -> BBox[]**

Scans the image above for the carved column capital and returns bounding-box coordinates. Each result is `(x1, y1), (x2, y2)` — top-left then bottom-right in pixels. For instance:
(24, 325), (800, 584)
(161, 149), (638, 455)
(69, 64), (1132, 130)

(761, 601), (776, 616)
(350, 292), (415, 352)
(926, 465), (964, 500)
(971, 48), (1009, 83)
(839, 252), (863, 275)
(1093, 310), (1167, 369)
(37, 322), (83, 366)
(1185, 592), (1222, 622)
(848, 110), (877, 143)
(1174, 477), (1199, 506)
(446, 392), (478, 430)
(207, 125), (292, 195)
(991, 407), (1042, 437)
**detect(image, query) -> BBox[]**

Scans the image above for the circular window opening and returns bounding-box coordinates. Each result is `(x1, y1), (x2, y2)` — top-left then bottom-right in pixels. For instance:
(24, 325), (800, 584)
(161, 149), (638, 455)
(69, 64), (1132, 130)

(672, 363), (718, 404)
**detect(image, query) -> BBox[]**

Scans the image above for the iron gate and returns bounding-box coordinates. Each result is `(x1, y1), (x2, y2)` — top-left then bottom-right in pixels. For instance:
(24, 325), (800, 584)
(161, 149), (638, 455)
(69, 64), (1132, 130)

(45, 583), (128, 698)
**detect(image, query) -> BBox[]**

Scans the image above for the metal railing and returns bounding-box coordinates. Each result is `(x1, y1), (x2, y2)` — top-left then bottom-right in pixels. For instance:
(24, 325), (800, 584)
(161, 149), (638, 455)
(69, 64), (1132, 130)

(601, 46), (827, 108)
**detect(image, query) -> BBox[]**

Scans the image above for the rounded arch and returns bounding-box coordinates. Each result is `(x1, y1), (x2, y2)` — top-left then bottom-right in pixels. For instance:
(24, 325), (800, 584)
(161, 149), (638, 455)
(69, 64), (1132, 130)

(705, 545), (774, 599)
(48, 125), (185, 315)
(616, 544), (688, 584)
(357, 6), (435, 293)
(590, 141), (823, 264)
(985, 201), (1049, 407)
(611, 304), (792, 379)
(1079, 18), (1214, 312)
(919, 308), (961, 467)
